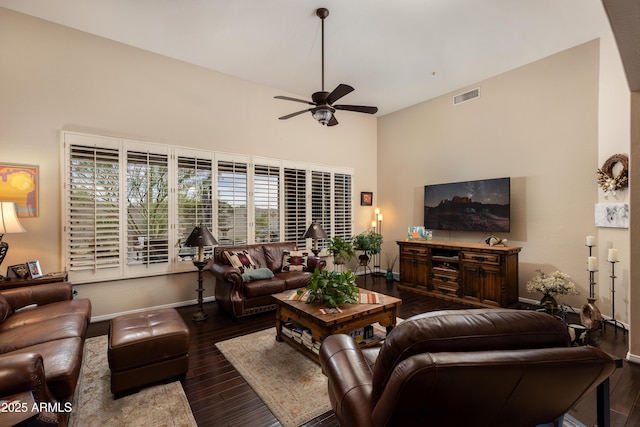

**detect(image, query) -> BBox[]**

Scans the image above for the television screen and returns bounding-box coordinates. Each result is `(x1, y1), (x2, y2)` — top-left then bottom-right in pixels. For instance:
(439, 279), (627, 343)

(424, 177), (510, 232)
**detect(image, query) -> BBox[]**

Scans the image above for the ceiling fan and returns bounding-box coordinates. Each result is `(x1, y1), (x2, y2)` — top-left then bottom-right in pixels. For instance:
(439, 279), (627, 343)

(275, 8), (378, 127)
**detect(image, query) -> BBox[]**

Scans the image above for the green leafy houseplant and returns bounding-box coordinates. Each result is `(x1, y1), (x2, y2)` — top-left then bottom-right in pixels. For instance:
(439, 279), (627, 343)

(300, 269), (360, 308)
(352, 230), (383, 265)
(327, 236), (355, 265)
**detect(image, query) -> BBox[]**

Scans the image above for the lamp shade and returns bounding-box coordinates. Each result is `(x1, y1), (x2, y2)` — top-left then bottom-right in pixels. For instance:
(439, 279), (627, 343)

(302, 221), (328, 240)
(185, 224), (217, 247)
(0, 202), (26, 235)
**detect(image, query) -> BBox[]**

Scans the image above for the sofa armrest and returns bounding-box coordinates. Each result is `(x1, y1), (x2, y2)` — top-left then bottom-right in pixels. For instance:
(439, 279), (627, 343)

(0, 282), (73, 311)
(320, 334), (375, 427)
(307, 256), (326, 272)
(0, 353), (67, 426)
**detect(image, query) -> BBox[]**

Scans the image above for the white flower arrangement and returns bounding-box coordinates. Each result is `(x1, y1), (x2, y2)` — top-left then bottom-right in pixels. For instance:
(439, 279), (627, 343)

(526, 270), (579, 297)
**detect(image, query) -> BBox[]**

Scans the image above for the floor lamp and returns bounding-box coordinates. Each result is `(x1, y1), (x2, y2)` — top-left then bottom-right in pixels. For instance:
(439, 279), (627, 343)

(0, 202), (26, 279)
(185, 224), (217, 322)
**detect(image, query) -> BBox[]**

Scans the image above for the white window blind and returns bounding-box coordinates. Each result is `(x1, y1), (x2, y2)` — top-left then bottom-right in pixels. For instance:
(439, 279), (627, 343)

(66, 143), (121, 273)
(217, 159), (248, 245)
(177, 153), (213, 261)
(126, 149), (170, 267)
(334, 172), (353, 239)
(62, 131), (353, 283)
(283, 167), (307, 249)
(254, 163), (280, 243)
(311, 170), (331, 247)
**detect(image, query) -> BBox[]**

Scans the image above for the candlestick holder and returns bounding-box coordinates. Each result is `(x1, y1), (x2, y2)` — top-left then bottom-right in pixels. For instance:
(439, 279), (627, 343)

(580, 244), (603, 331)
(606, 260), (627, 335)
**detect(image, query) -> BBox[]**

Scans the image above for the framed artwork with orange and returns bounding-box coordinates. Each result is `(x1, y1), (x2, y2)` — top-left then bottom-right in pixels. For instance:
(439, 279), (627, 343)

(0, 164), (39, 217)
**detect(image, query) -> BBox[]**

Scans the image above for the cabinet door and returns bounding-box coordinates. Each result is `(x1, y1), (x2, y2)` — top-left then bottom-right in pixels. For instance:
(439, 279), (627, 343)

(479, 264), (502, 307)
(399, 245), (430, 288)
(461, 262), (482, 304)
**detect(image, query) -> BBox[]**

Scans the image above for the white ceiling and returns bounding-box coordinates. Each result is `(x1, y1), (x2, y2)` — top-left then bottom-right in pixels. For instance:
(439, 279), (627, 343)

(0, 0), (609, 116)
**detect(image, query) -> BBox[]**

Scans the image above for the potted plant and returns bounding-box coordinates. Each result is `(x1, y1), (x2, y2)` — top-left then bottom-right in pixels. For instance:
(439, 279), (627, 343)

(327, 236), (355, 265)
(300, 269), (360, 308)
(526, 269), (579, 315)
(385, 254), (398, 281)
(352, 230), (383, 266)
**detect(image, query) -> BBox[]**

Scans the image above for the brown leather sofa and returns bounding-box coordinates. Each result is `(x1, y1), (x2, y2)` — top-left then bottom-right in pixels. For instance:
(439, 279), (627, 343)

(0, 282), (92, 426)
(211, 242), (326, 318)
(320, 308), (617, 427)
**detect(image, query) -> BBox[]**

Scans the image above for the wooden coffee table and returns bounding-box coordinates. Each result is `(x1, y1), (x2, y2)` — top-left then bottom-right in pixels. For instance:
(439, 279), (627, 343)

(273, 288), (402, 363)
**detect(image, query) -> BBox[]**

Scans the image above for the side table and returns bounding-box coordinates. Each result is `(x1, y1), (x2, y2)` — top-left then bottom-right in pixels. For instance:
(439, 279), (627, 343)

(0, 271), (68, 290)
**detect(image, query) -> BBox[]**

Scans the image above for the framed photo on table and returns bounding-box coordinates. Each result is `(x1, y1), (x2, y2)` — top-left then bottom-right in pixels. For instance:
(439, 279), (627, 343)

(27, 260), (43, 279)
(7, 264), (29, 279)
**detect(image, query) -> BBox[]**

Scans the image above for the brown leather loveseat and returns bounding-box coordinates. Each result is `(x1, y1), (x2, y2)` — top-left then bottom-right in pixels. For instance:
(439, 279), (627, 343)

(211, 242), (326, 318)
(0, 282), (92, 426)
(320, 308), (617, 427)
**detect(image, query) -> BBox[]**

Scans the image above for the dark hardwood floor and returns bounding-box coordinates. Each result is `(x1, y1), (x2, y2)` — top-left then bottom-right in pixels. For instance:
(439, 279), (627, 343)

(87, 276), (637, 427)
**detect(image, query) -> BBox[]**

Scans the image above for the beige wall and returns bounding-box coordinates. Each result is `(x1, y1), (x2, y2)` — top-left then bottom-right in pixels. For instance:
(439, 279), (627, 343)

(0, 8), (377, 319)
(378, 40), (619, 314)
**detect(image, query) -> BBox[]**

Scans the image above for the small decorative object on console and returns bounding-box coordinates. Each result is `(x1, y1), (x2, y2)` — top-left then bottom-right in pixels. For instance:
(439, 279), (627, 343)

(485, 235), (507, 246)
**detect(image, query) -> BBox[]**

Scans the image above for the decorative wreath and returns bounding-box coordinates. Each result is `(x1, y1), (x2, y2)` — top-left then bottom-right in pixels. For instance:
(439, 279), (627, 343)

(596, 154), (629, 195)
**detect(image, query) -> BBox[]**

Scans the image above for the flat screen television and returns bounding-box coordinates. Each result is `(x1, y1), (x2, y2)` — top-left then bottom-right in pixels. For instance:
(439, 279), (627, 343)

(424, 177), (510, 232)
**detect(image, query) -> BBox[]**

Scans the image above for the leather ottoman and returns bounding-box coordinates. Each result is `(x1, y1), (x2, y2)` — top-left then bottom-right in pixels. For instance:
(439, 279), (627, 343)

(108, 308), (189, 397)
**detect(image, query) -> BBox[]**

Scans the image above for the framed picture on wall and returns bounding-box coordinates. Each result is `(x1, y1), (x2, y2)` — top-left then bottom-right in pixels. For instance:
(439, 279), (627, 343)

(27, 260), (43, 279)
(595, 203), (629, 228)
(0, 163), (39, 217)
(360, 192), (373, 206)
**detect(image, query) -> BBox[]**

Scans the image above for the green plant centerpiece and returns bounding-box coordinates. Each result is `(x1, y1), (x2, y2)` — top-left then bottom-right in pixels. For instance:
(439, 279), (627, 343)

(327, 236), (355, 265)
(299, 269), (359, 308)
(352, 230), (383, 266)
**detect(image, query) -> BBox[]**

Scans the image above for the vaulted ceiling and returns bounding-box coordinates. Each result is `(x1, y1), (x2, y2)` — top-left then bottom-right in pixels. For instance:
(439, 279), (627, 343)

(0, 0), (609, 115)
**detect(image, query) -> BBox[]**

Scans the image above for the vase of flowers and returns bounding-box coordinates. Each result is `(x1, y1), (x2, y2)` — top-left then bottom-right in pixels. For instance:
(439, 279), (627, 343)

(526, 270), (579, 313)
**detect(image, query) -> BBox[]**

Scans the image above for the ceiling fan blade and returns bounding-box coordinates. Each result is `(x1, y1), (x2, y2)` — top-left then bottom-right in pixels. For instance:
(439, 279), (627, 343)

(278, 109), (313, 120)
(275, 95), (315, 106)
(334, 104), (379, 114)
(325, 84), (354, 105)
(327, 115), (339, 126)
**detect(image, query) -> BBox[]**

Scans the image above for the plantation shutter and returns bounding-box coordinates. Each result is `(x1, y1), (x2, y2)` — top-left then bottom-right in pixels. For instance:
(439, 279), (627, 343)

(126, 148), (170, 267)
(334, 172), (353, 240)
(66, 142), (121, 274)
(311, 170), (331, 247)
(283, 167), (307, 248)
(177, 153), (213, 262)
(217, 159), (248, 245)
(254, 163), (280, 243)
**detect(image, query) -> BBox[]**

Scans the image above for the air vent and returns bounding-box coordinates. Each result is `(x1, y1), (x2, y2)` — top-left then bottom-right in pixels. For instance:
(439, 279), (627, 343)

(453, 87), (480, 105)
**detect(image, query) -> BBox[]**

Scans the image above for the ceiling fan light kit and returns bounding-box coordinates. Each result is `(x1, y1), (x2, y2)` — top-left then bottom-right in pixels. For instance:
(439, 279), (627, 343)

(275, 8), (378, 127)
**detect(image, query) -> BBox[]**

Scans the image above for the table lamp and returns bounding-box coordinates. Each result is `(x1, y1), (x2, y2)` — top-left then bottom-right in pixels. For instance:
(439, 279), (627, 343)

(185, 224), (218, 321)
(302, 221), (327, 256)
(0, 202), (26, 279)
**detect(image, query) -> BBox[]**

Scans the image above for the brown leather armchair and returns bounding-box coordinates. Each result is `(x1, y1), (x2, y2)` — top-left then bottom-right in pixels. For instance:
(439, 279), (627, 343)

(320, 308), (617, 427)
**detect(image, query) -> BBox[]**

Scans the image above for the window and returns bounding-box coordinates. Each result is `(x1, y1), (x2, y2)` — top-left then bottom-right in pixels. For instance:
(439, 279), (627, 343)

(66, 139), (121, 275)
(63, 131), (353, 283)
(254, 162), (280, 243)
(177, 150), (213, 261)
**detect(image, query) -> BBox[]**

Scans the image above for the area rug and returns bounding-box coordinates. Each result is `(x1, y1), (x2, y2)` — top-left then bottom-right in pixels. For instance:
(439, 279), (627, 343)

(68, 335), (197, 427)
(216, 327), (330, 427)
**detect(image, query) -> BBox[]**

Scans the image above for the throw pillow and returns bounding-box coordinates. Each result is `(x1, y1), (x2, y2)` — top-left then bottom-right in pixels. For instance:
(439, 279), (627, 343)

(224, 250), (257, 273)
(281, 250), (309, 272)
(241, 267), (275, 283)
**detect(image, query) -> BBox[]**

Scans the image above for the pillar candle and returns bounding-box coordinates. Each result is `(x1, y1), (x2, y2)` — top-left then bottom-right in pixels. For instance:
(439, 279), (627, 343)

(586, 235), (596, 246)
(587, 256), (597, 271)
(608, 248), (619, 262)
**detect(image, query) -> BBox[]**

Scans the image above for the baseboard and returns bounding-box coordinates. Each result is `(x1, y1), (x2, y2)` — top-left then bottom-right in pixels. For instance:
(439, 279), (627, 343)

(626, 351), (640, 364)
(89, 296), (216, 323)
